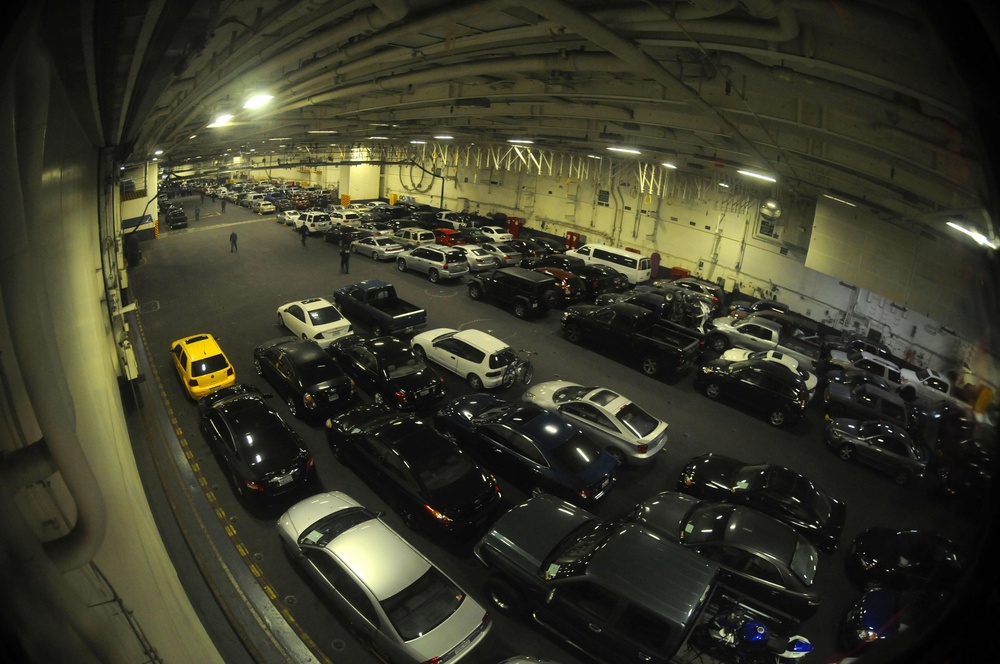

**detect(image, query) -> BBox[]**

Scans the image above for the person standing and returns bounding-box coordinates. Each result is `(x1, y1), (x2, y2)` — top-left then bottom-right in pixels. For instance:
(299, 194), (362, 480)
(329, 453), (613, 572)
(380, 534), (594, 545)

(230, 231), (238, 252)
(340, 237), (351, 273)
(299, 223), (307, 246)
(195, 207), (201, 222)
(221, 199), (226, 213)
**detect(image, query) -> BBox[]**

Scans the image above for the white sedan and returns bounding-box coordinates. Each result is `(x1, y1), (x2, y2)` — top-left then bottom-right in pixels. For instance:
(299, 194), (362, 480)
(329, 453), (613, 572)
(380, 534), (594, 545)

(410, 328), (516, 389)
(721, 348), (819, 400)
(279, 209), (300, 226)
(521, 381), (668, 466)
(478, 225), (514, 242)
(276, 298), (352, 348)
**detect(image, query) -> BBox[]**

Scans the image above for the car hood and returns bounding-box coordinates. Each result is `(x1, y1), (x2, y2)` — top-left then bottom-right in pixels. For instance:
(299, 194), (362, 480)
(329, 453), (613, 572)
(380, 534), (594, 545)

(520, 380), (579, 409)
(438, 393), (506, 426)
(478, 494), (594, 576)
(677, 454), (746, 498)
(826, 381), (853, 401)
(630, 492), (699, 540)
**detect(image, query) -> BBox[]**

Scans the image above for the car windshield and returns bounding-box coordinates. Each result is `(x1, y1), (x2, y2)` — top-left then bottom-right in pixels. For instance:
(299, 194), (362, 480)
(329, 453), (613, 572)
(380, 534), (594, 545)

(489, 348), (517, 370)
(615, 403), (660, 438)
(550, 432), (605, 473)
(298, 507), (376, 547)
(681, 504), (734, 544)
(297, 358), (341, 386)
(767, 469), (833, 522)
(380, 568), (464, 642)
(553, 386), (594, 404)
(544, 518), (614, 580)
(375, 238), (397, 246)
(790, 537), (819, 585)
(308, 305), (344, 325)
(381, 351), (424, 379)
(191, 353), (230, 377)
(471, 403), (515, 423)
(731, 465), (769, 493)
(469, 248), (489, 257)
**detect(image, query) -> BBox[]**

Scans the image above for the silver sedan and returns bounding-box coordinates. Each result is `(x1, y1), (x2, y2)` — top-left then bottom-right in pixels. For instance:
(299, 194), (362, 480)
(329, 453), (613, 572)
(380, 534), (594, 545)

(521, 380), (668, 466)
(352, 235), (404, 260)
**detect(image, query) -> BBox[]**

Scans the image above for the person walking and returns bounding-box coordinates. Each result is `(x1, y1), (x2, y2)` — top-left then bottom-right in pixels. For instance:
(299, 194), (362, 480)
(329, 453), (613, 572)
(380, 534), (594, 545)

(221, 199), (226, 213)
(200, 192), (205, 204)
(229, 231), (238, 252)
(299, 223), (307, 246)
(340, 238), (351, 273)
(195, 207), (201, 222)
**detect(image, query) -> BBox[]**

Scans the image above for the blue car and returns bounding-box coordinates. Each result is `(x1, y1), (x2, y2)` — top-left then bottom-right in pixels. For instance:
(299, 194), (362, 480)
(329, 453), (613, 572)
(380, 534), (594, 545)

(436, 394), (618, 506)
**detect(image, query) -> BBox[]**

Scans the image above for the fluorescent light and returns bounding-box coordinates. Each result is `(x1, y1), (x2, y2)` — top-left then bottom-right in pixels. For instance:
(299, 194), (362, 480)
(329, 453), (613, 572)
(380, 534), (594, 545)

(188, 134), (197, 140)
(607, 146), (641, 155)
(410, 140), (426, 144)
(718, 182), (730, 188)
(434, 135), (453, 140)
(822, 193), (856, 207)
(586, 154), (602, 159)
(661, 162), (677, 169)
(737, 169), (776, 182)
(946, 221), (997, 249)
(243, 94), (273, 109)
(154, 149), (163, 155)
(508, 139), (534, 144)
(369, 136), (388, 140)
(307, 130), (339, 134)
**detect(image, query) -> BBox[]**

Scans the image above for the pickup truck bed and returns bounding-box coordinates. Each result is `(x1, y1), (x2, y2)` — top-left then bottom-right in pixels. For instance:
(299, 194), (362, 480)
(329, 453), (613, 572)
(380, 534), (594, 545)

(332, 278), (427, 336)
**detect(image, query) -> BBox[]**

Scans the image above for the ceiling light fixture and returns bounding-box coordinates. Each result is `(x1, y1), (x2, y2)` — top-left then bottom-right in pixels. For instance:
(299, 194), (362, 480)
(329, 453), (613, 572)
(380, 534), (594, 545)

(946, 220), (997, 249)
(410, 140), (426, 144)
(661, 162), (677, 169)
(607, 146), (641, 155)
(508, 139), (534, 144)
(307, 130), (339, 135)
(243, 94), (273, 109)
(822, 193), (857, 207)
(434, 135), (453, 140)
(369, 136), (389, 140)
(207, 113), (233, 128)
(586, 154), (602, 159)
(718, 182), (730, 188)
(737, 169), (776, 182)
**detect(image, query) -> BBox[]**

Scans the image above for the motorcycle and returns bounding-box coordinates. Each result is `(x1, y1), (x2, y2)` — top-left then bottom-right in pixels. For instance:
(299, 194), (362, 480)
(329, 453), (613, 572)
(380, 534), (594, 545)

(704, 604), (814, 663)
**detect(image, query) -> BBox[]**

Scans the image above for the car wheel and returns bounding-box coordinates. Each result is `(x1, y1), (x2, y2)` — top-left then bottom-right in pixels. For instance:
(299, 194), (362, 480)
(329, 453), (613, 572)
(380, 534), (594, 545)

(769, 409), (787, 427)
(428, 269), (440, 283)
(899, 385), (917, 401)
(708, 334), (728, 353)
(468, 374), (484, 390)
(704, 382), (722, 399)
(469, 283), (483, 300)
(286, 396), (298, 417)
(564, 324), (583, 344)
(640, 355), (660, 376)
(397, 259), (406, 271)
(484, 577), (525, 616)
(413, 345), (426, 361)
(894, 469), (912, 485)
(608, 448), (626, 466)
(253, 359), (263, 376)
(838, 443), (855, 460)
(513, 300), (528, 318)
(542, 289), (559, 309)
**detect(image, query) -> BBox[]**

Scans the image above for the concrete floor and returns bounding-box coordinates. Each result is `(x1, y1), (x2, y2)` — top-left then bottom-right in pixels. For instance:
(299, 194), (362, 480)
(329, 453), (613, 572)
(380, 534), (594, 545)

(125, 196), (988, 664)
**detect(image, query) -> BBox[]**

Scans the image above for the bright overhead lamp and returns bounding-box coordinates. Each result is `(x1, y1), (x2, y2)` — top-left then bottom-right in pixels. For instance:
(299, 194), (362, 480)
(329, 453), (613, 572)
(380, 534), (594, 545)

(369, 136), (389, 140)
(661, 162), (677, 169)
(946, 220), (997, 249)
(434, 135), (453, 140)
(586, 154), (602, 159)
(410, 140), (426, 144)
(243, 94), (273, 109)
(718, 182), (730, 188)
(508, 139), (534, 144)
(607, 146), (641, 154)
(308, 129), (339, 135)
(737, 169), (776, 182)
(188, 134), (197, 140)
(822, 193), (857, 207)
(207, 113), (233, 128)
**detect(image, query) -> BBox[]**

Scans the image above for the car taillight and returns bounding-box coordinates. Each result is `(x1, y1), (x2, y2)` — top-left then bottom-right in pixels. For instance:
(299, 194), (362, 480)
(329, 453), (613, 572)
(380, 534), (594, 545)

(394, 390), (407, 406)
(304, 393), (316, 409)
(246, 479), (266, 492)
(577, 488), (593, 500)
(423, 504), (453, 523)
(485, 370), (502, 377)
(306, 456), (314, 470)
(637, 443), (649, 454)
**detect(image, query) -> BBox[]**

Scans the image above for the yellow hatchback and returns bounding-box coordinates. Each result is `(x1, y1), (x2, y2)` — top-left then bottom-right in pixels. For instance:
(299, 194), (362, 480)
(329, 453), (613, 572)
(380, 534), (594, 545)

(170, 333), (236, 400)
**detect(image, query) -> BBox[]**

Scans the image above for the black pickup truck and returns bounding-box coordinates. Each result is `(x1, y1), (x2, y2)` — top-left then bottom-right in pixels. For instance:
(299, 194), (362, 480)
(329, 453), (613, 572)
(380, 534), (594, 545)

(332, 279), (427, 336)
(561, 302), (703, 375)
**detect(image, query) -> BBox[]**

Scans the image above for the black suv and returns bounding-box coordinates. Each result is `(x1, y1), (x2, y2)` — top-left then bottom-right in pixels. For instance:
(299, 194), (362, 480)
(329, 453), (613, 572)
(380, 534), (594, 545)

(474, 494), (721, 664)
(467, 266), (558, 318)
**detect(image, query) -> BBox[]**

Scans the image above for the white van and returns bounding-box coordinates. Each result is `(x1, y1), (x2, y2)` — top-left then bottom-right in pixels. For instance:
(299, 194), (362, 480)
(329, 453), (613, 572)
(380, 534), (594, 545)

(566, 243), (651, 283)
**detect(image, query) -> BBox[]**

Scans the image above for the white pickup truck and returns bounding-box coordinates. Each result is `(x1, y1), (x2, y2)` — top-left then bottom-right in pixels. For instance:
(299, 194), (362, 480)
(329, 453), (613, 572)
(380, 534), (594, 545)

(706, 316), (821, 372)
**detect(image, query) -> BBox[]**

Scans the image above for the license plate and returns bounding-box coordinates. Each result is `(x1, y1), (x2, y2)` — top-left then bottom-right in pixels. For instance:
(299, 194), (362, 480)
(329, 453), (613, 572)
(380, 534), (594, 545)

(417, 388), (431, 397)
(275, 473), (293, 486)
(328, 392), (339, 402)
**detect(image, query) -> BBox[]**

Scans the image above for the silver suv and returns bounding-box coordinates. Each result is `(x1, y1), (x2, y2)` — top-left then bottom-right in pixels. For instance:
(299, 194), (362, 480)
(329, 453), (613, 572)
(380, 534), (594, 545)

(278, 491), (492, 663)
(392, 227), (435, 248)
(397, 246), (469, 283)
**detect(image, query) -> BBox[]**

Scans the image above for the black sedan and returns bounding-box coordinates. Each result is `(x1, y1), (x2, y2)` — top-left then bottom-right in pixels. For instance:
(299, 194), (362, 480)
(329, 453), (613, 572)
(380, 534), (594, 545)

(197, 384), (316, 504)
(519, 253), (585, 271)
(825, 368), (893, 393)
(693, 357), (809, 427)
(677, 453), (846, 553)
(325, 403), (503, 536)
(436, 394), (618, 506)
(253, 337), (356, 421)
(625, 491), (822, 617)
(573, 264), (630, 298)
(327, 335), (445, 410)
(845, 528), (964, 590)
(507, 238), (548, 259)
(825, 418), (928, 485)
(839, 587), (944, 654)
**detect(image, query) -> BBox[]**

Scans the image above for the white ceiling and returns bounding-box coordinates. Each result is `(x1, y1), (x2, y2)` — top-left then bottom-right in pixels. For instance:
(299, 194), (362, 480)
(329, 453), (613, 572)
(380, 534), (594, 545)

(51, 0), (999, 239)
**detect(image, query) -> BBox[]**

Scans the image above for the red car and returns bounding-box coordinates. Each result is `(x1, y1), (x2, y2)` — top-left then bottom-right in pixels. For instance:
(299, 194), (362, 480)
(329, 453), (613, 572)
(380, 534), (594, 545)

(433, 228), (467, 246)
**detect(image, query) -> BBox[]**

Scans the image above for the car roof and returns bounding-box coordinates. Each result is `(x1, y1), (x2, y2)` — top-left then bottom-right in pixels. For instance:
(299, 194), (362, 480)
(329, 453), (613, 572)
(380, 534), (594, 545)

(724, 506), (799, 563)
(324, 517), (430, 600)
(454, 329), (510, 353)
(497, 266), (556, 283)
(857, 383), (906, 405)
(173, 333), (225, 361)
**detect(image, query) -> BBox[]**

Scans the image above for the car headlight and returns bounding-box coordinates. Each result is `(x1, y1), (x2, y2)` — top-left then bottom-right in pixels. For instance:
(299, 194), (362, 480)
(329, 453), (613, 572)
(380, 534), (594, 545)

(857, 628), (880, 643)
(303, 393), (317, 409)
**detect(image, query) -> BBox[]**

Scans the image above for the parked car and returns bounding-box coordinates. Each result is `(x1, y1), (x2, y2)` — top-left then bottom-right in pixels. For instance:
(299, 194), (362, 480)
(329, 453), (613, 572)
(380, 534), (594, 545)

(519, 253), (585, 271)
(391, 227), (436, 248)
(729, 298), (790, 320)
(521, 381), (668, 466)
(252, 199), (276, 214)
(532, 267), (585, 307)
(198, 384), (316, 504)
(694, 357), (810, 427)
(507, 238), (548, 259)
(165, 207), (188, 229)
(845, 528), (964, 590)
(677, 453), (847, 553)
(297, 210), (332, 234)
(821, 349), (902, 390)
(825, 418), (928, 484)
(458, 227), (488, 244)
(839, 587), (944, 654)
(625, 491), (822, 617)
(720, 348), (819, 400)
(277, 491), (492, 663)
(328, 210), (363, 226)
(279, 209), (301, 226)
(478, 225), (514, 242)
(432, 227), (467, 246)
(899, 367), (954, 403)
(325, 403), (502, 535)
(410, 328), (518, 390)
(436, 394), (618, 506)
(573, 263), (630, 298)
(666, 277), (726, 315)
(479, 242), (522, 267)
(323, 224), (360, 245)
(396, 246), (469, 282)
(824, 382), (910, 429)
(825, 368), (894, 393)
(529, 236), (566, 254)
(276, 297), (352, 349)
(357, 221), (398, 237)
(252, 337), (356, 420)
(327, 334), (445, 410)
(451, 245), (499, 272)
(351, 235), (403, 260)
(467, 267), (558, 318)
(170, 332), (236, 400)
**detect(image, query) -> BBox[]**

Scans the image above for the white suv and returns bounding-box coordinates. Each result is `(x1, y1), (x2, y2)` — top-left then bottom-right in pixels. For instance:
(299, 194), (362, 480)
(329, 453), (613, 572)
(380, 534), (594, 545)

(298, 211), (331, 234)
(410, 328), (517, 389)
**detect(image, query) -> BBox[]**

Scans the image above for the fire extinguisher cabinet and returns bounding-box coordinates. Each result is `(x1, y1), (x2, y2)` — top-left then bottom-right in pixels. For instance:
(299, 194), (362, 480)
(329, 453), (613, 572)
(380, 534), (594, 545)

(565, 231), (580, 248)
